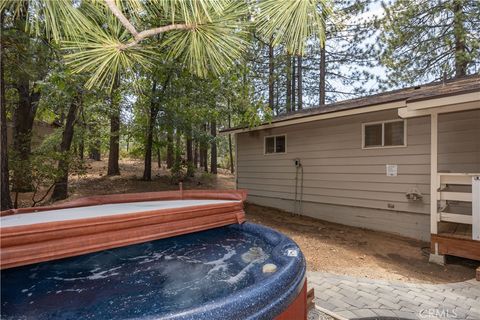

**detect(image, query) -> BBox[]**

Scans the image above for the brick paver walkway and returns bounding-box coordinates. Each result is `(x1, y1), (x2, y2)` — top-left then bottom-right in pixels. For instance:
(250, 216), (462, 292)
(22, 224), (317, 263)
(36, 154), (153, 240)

(307, 271), (480, 320)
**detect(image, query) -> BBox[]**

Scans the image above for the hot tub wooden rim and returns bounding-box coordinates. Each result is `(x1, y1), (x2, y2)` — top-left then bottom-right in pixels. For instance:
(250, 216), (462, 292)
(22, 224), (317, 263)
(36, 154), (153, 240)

(0, 189), (247, 217)
(1, 218), (243, 269)
(1, 208), (245, 247)
(1, 202), (244, 237)
(0, 190), (247, 269)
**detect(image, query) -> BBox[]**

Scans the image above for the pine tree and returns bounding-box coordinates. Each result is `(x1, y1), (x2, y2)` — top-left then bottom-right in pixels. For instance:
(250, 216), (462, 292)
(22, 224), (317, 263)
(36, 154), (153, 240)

(0, 9), (12, 210)
(315, 0), (377, 104)
(380, 0), (480, 87)
(247, 0), (377, 110)
(107, 77), (121, 176)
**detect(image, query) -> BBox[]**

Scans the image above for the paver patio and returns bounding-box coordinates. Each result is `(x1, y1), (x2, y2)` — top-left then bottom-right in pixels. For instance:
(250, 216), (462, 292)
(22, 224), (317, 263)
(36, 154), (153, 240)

(307, 271), (480, 320)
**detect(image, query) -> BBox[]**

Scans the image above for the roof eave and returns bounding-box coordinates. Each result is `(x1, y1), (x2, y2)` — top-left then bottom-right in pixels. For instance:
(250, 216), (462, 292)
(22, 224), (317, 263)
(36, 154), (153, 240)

(221, 100), (406, 135)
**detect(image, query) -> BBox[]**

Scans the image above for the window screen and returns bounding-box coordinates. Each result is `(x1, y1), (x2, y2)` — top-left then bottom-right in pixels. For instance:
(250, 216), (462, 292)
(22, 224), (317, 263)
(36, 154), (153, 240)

(384, 121), (404, 146)
(275, 136), (286, 153)
(363, 120), (405, 148)
(265, 137), (275, 154)
(265, 135), (286, 154)
(364, 124), (383, 147)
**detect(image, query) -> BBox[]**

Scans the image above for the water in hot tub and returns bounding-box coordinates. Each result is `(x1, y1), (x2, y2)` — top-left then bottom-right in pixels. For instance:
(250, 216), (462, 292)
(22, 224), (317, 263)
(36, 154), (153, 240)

(1, 226), (275, 319)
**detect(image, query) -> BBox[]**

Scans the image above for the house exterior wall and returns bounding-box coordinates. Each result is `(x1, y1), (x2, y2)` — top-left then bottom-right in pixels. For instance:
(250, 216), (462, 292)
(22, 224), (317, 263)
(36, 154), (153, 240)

(236, 108), (480, 241)
(438, 110), (480, 173)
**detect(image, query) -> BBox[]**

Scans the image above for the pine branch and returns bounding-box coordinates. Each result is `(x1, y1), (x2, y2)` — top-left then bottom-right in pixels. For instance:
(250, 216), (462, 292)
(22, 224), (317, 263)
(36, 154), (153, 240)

(104, 0), (195, 50)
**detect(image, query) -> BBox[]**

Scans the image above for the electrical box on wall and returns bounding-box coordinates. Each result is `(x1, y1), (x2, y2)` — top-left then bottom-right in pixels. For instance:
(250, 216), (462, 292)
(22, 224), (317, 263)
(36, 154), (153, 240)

(386, 164), (398, 177)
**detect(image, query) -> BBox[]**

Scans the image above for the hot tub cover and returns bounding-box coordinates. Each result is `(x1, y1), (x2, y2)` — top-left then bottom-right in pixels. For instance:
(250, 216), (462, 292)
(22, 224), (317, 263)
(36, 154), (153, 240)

(0, 190), (246, 269)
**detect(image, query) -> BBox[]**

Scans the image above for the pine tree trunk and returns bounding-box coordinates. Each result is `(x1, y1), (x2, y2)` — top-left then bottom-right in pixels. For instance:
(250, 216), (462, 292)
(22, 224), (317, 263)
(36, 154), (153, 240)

(291, 56), (296, 110)
(228, 115), (234, 174)
(186, 131), (194, 177)
(78, 131), (84, 161)
(193, 141), (199, 168)
(51, 94), (81, 201)
(12, 83), (40, 192)
(199, 146), (204, 170)
(166, 129), (174, 169)
(297, 55), (303, 110)
(156, 145), (161, 168)
(201, 123), (208, 172)
(286, 53), (292, 112)
(0, 86), (10, 210)
(268, 40), (274, 111)
(174, 132), (181, 168)
(10, 3), (39, 192)
(142, 117), (154, 180)
(142, 79), (158, 181)
(87, 122), (101, 160)
(275, 77), (279, 112)
(210, 119), (217, 174)
(89, 141), (101, 161)
(319, 47), (326, 105)
(203, 148), (208, 172)
(453, 0), (467, 77)
(0, 10), (12, 210)
(107, 78), (120, 176)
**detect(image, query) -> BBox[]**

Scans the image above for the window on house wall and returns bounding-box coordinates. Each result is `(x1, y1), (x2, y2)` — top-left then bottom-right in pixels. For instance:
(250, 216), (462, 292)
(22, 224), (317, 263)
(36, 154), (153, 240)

(363, 120), (406, 148)
(265, 135), (286, 154)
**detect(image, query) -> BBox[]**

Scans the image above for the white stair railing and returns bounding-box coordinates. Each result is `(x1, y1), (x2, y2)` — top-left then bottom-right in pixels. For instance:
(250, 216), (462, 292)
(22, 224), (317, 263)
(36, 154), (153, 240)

(437, 173), (480, 241)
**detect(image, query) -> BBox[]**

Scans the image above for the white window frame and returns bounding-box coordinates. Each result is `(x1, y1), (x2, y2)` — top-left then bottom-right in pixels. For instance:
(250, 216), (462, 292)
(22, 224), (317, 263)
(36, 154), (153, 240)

(362, 119), (407, 149)
(264, 134), (287, 155)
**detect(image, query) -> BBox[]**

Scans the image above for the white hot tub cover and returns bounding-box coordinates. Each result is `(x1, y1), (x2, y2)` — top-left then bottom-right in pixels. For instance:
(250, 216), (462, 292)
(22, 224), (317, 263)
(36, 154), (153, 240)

(0, 189), (247, 269)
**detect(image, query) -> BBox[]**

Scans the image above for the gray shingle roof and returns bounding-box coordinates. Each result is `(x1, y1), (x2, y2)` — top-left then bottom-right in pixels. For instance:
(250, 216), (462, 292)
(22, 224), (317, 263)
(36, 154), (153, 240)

(221, 75), (480, 133)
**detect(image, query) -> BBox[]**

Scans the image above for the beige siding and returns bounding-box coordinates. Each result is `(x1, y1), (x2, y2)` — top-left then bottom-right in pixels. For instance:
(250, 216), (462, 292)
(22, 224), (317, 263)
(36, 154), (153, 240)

(237, 108), (480, 240)
(438, 110), (480, 173)
(248, 195), (431, 241)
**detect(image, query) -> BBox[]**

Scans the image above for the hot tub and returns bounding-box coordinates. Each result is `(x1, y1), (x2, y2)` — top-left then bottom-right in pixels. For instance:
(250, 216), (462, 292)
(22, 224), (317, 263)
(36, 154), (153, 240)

(0, 190), (307, 319)
(0, 190), (246, 269)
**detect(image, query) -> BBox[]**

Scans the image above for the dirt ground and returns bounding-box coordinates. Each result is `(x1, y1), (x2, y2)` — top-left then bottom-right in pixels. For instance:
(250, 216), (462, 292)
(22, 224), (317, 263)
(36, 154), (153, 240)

(13, 159), (478, 284)
(13, 159), (234, 208)
(247, 204), (477, 283)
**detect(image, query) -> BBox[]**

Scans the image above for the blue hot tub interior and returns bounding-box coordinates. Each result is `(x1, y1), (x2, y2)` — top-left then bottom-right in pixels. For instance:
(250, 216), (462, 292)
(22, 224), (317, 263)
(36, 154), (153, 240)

(1, 222), (305, 320)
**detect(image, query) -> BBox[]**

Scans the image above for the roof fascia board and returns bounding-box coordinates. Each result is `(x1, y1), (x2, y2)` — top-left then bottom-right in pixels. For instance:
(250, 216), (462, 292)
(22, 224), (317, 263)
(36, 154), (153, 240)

(223, 100), (406, 134)
(399, 100), (480, 118)
(407, 92), (480, 110)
